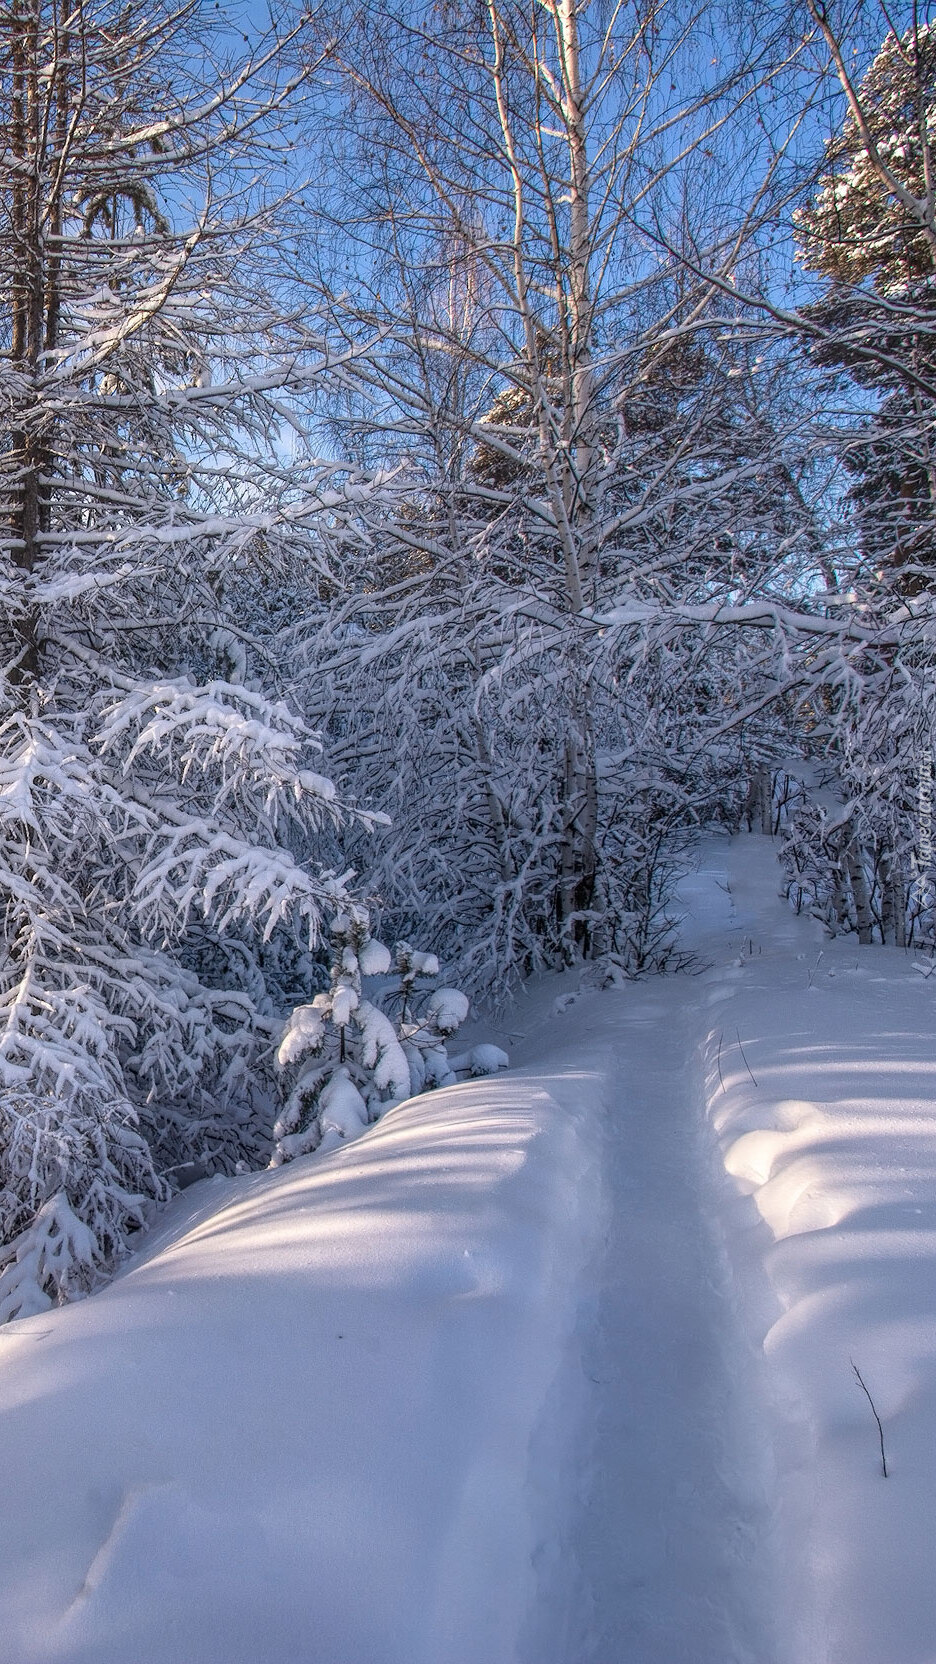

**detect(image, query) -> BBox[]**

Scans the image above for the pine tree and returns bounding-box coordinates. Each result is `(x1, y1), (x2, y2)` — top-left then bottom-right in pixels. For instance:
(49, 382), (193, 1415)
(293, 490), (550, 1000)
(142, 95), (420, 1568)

(796, 16), (936, 594)
(795, 20), (936, 289)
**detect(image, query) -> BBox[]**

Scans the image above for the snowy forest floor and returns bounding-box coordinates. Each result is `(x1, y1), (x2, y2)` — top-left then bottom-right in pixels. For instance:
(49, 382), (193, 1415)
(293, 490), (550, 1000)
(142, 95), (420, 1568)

(1, 834), (936, 1663)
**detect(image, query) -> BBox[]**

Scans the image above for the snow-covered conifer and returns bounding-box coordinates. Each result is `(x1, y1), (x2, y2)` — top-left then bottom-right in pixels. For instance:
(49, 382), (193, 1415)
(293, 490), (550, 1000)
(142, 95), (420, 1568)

(272, 926), (507, 1164)
(0, 0), (374, 1312)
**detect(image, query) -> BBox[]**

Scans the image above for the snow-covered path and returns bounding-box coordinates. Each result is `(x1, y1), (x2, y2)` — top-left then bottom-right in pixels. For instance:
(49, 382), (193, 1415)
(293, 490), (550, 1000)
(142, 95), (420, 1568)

(3, 833), (936, 1663)
(515, 849), (780, 1664)
(556, 989), (771, 1664)
(524, 830), (936, 1664)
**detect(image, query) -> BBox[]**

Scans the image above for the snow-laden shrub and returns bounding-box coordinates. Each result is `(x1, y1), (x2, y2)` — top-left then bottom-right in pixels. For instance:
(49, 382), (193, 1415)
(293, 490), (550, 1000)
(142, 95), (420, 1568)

(0, 684), (369, 1318)
(271, 915), (508, 1165)
(0, 1090), (165, 1323)
(778, 764), (920, 948)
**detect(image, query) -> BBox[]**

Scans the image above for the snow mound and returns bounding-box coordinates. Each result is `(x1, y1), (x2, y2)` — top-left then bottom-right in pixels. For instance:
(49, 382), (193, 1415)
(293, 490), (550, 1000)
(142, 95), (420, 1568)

(703, 834), (936, 1664)
(0, 1069), (599, 1664)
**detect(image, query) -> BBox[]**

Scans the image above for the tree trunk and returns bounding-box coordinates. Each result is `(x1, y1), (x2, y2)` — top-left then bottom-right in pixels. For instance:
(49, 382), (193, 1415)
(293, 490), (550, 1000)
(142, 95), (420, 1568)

(845, 839), (874, 944)
(554, 0), (599, 603)
(7, 0), (56, 689)
(744, 768), (773, 834)
(829, 856), (851, 936)
(558, 716), (598, 954)
(881, 848), (907, 947)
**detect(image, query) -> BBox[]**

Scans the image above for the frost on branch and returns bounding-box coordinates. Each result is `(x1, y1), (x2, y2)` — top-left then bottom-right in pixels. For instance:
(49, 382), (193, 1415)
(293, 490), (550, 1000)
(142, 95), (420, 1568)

(0, 0), (390, 1315)
(0, 1089), (163, 1323)
(271, 923), (509, 1166)
(0, 674), (354, 1316)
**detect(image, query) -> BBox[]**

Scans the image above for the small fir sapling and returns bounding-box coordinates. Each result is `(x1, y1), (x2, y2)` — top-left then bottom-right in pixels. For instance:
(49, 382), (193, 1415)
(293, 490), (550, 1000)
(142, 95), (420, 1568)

(271, 926), (509, 1165)
(395, 942), (458, 1091)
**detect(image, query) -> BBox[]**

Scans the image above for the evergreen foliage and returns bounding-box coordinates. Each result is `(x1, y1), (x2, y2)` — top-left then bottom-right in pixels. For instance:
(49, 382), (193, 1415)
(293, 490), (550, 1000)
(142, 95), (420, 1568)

(0, 0), (375, 1311)
(272, 916), (507, 1165)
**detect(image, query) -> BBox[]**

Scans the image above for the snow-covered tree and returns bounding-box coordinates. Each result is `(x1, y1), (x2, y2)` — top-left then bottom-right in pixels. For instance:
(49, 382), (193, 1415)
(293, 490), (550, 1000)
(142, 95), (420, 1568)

(0, 0), (378, 1317)
(795, 16), (936, 289)
(758, 7), (936, 940)
(793, 13), (936, 597)
(288, 0), (824, 994)
(271, 917), (507, 1163)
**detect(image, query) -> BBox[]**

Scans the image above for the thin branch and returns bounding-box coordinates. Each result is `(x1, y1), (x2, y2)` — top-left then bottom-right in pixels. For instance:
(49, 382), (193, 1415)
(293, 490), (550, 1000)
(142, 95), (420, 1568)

(852, 1361), (889, 1477)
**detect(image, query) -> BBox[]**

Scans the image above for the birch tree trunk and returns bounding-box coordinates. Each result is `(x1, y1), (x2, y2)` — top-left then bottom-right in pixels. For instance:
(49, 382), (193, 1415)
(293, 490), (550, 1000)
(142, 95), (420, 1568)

(845, 838), (875, 945)
(293, 0), (822, 988)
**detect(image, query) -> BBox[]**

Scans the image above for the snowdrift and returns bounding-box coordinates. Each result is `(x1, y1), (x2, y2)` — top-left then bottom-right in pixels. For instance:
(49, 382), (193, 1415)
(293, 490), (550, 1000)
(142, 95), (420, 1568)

(5, 832), (936, 1664)
(701, 836), (936, 1664)
(0, 1070), (600, 1664)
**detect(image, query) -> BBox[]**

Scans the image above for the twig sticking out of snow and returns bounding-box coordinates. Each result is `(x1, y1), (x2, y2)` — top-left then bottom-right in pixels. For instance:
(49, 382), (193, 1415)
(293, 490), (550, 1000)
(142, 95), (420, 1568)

(852, 1361), (888, 1477)
(735, 1029), (759, 1087)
